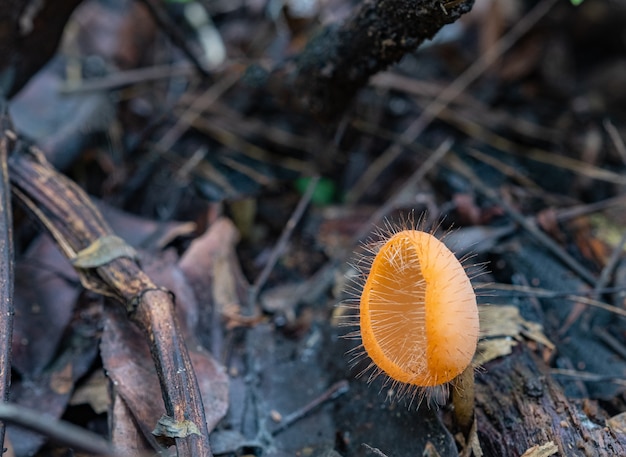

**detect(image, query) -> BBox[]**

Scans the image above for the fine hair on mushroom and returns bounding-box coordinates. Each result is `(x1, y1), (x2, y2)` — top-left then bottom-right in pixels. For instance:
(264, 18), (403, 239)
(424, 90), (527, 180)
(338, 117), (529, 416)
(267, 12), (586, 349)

(341, 213), (482, 409)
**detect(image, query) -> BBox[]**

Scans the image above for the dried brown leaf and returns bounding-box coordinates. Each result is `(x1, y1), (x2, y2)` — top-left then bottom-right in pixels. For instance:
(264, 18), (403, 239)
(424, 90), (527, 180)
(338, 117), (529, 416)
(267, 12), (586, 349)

(12, 235), (79, 377)
(101, 307), (228, 448)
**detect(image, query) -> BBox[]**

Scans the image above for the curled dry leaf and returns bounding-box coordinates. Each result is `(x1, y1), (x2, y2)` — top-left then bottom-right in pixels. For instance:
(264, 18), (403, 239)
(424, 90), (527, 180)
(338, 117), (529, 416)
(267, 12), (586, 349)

(110, 388), (154, 454)
(69, 370), (110, 415)
(179, 217), (244, 313)
(476, 305), (554, 365)
(520, 441), (559, 457)
(179, 217), (251, 339)
(607, 411), (626, 434)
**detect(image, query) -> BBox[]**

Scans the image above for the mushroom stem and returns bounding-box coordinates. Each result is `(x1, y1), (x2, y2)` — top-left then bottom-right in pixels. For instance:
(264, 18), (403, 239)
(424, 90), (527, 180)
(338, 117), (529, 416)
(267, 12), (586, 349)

(451, 365), (475, 438)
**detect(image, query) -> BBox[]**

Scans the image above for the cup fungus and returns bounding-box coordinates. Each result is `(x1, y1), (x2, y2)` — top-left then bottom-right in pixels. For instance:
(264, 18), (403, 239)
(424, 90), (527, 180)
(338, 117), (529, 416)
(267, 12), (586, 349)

(346, 224), (479, 409)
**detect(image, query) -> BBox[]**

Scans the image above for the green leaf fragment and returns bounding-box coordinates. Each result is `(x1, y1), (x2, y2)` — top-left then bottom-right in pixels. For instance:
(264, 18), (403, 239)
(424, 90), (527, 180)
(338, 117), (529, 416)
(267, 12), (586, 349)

(71, 235), (137, 268)
(152, 414), (201, 439)
(295, 176), (336, 205)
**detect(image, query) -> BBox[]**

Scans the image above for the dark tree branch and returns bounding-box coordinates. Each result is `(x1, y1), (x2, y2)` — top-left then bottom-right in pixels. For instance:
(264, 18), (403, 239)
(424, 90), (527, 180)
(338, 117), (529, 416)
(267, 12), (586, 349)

(263, 0), (474, 120)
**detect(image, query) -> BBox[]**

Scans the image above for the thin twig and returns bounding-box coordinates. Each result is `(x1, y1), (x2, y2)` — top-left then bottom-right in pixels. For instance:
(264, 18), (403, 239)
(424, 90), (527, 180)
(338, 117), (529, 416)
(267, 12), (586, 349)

(350, 138), (452, 248)
(370, 72), (558, 143)
(592, 326), (626, 362)
(159, 71), (241, 152)
(61, 63), (195, 93)
(0, 403), (114, 456)
(550, 194), (626, 222)
(604, 118), (626, 166)
(445, 153), (597, 286)
(435, 105), (626, 185)
(488, 282), (623, 299)
(137, 0), (211, 77)
(271, 380), (349, 436)
(593, 232), (626, 298)
(249, 176), (320, 307)
(345, 0), (560, 203)
(188, 116), (311, 174)
(361, 443), (390, 457)
(0, 112), (15, 455)
(487, 283), (626, 319)
(304, 140), (452, 304)
(551, 369), (626, 387)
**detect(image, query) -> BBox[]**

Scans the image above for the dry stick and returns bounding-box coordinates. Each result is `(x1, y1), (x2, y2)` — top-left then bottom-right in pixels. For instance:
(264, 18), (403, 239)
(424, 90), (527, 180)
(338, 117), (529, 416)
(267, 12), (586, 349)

(271, 380), (349, 436)
(604, 118), (626, 166)
(7, 146), (212, 456)
(188, 116), (311, 174)
(262, 141), (453, 323)
(434, 104), (626, 185)
(370, 72), (558, 143)
(248, 176), (320, 307)
(185, 98), (322, 155)
(160, 72), (241, 153)
(552, 194), (626, 222)
(592, 326), (626, 362)
(120, 72), (240, 206)
(361, 444), (389, 457)
(0, 403), (114, 456)
(61, 63), (196, 93)
(593, 232), (626, 298)
(488, 283), (626, 319)
(345, 0), (560, 204)
(445, 154), (597, 286)
(0, 120), (14, 454)
(122, 68), (236, 199)
(137, 0), (211, 77)
(550, 369), (626, 388)
(350, 138), (452, 248)
(297, 140), (452, 314)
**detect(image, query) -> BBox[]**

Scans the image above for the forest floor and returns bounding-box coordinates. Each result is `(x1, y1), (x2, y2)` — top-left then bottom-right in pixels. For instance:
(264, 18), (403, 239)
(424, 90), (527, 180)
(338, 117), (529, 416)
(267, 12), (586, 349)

(4, 0), (626, 456)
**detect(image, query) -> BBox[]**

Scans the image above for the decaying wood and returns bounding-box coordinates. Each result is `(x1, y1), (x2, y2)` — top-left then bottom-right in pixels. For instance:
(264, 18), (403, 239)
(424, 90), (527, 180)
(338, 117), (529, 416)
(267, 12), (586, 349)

(6, 134), (212, 456)
(0, 108), (15, 454)
(262, 0), (475, 120)
(475, 344), (626, 457)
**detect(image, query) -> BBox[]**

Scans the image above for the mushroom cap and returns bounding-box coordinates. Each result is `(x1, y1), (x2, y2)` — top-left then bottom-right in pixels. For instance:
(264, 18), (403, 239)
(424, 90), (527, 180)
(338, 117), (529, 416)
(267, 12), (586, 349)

(360, 230), (479, 387)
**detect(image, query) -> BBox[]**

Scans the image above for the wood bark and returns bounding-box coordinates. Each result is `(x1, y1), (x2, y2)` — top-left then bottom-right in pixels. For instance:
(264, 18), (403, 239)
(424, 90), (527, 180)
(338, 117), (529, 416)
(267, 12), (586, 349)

(262, 0), (475, 120)
(475, 345), (626, 457)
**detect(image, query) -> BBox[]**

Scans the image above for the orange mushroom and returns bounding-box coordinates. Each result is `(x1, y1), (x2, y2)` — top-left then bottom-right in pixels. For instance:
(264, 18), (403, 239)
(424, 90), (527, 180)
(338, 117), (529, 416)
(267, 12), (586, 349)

(347, 225), (479, 406)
